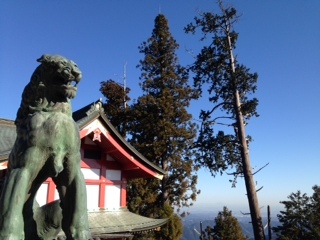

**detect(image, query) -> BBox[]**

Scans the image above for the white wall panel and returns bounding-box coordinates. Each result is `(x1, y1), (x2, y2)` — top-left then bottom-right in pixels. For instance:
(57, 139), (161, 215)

(36, 184), (48, 207)
(86, 185), (100, 210)
(105, 185), (120, 209)
(81, 168), (100, 180)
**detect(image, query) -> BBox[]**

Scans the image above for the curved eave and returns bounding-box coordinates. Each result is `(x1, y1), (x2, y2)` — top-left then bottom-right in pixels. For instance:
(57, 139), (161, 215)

(80, 118), (163, 180)
(88, 208), (169, 237)
(77, 110), (165, 179)
(0, 153), (9, 162)
(100, 113), (165, 175)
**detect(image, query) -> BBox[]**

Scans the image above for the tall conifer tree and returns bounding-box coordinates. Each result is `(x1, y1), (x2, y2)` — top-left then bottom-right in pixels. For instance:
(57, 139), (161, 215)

(185, 1), (264, 239)
(128, 14), (199, 239)
(100, 79), (131, 137)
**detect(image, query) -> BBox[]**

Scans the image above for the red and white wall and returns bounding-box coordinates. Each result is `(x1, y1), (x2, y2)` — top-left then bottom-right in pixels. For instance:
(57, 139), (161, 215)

(36, 135), (127, 210)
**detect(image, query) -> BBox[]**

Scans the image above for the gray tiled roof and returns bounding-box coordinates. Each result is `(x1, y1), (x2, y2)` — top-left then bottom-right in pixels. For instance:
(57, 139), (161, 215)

(44, 201), (168, 239)
(0, 119), (16, 161)
(88, 208), (168, 238)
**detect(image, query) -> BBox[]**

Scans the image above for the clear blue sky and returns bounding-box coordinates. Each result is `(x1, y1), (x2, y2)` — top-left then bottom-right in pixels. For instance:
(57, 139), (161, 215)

(1, 1), (320, 216)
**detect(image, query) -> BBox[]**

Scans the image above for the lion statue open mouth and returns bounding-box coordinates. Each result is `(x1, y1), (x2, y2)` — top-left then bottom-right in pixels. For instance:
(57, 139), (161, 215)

(0, 55), (92, 240)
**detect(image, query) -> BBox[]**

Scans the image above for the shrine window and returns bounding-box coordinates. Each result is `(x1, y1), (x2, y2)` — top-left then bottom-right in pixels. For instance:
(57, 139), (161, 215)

(84, 149), (102, 160)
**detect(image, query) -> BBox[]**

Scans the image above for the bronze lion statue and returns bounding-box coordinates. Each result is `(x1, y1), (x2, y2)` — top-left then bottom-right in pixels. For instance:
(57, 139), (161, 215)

(0, 55), (92, 240)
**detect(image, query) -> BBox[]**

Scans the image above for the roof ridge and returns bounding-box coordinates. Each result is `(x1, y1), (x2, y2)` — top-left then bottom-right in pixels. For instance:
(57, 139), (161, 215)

(0, 118), (15, 125)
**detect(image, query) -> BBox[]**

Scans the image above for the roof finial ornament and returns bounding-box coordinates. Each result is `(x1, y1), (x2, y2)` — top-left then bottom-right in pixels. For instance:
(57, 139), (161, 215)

(93, 128), (102, 142)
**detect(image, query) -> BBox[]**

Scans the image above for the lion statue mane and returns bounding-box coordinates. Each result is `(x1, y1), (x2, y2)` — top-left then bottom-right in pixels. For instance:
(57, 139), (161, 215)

(0, 55), (92, 240)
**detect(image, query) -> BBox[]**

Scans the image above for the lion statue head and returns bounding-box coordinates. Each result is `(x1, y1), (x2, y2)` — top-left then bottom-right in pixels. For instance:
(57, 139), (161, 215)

(15, 54), (82, 129)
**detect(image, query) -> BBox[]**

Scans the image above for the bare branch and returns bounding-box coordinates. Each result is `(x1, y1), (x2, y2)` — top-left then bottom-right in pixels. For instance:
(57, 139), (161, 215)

(230, 164), (267, 185)
(252, 163), (269, 175)
(210, 116), (234, 126)
(240, 211), (251, 216)
(227, 170), (243, 176)
(185, 46), (195, 58)
(206, 101), (233, 116)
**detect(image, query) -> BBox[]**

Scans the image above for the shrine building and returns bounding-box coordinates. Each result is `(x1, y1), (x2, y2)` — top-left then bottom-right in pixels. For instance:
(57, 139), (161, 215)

(0, 99), (168, 240)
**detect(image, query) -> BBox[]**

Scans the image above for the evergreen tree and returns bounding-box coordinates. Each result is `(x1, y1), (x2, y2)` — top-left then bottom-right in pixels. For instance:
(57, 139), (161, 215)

(100, 79), (131, 137)
(310, 186), (320, 237)
(202, 206), (247, 240)
(185, 1), (264, 239)
(128, 14), (199, 239)
(273, 185), (320, 240)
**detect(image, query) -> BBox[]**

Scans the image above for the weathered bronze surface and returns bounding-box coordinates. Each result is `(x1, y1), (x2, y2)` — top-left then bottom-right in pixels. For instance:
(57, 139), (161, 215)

(0, 55), (92, 240)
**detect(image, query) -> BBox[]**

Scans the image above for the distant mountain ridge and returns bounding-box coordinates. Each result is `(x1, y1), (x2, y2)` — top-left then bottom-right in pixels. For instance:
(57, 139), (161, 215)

(181, 214), (280, 240)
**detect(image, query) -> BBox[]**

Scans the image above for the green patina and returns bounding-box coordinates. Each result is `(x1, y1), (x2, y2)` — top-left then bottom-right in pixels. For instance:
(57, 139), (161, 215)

(0, 55), (92, 240)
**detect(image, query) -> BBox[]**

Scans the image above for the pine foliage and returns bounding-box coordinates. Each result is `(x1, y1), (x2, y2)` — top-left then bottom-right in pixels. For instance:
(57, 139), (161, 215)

(273, 185), (320, 240)
(184, 2), (258, 180)
(100, 79), (131, 137)
(202, 206), (247, 240)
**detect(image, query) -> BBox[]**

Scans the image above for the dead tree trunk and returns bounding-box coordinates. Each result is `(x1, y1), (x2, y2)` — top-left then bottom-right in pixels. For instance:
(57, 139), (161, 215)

(224, 10), (265, 240)
(268, 205), (272, 240)
(233, 80), (265, 240)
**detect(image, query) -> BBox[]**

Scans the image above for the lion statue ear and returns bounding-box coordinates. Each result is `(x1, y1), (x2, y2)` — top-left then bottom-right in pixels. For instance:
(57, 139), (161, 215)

(37, 54), (50, 63)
